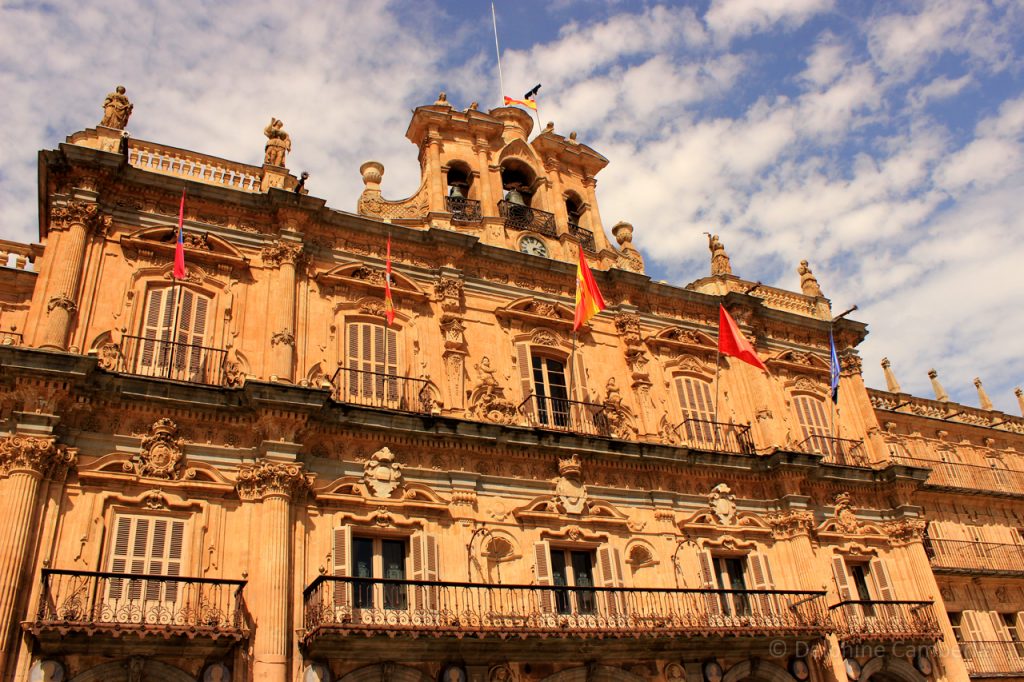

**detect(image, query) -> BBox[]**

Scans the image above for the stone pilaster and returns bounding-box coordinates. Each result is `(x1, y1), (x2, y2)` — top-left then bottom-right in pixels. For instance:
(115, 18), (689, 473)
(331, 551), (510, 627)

(425, 128), (444, 213)
(37, 200), (109, 350)
(262, 241), (302, 382)
(236, 455), (311, 682)
(0, 422), (75, 676)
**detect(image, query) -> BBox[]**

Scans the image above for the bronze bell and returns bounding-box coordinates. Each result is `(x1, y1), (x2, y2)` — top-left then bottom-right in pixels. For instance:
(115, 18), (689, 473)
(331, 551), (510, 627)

(505, 188), (525, 206)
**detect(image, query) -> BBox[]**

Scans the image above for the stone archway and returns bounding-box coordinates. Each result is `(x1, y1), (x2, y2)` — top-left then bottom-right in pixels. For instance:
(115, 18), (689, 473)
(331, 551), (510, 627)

(338, 663), (434, 682)
(540, 665), (647, 682)
(722, 660), (798, 682)
(70, 659), (194, 682)
(859, 657), (925, 682)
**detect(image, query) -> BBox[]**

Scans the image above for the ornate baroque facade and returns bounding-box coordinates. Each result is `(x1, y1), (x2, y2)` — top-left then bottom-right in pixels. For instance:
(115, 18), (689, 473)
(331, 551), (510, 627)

(1, 91), (1023, 682)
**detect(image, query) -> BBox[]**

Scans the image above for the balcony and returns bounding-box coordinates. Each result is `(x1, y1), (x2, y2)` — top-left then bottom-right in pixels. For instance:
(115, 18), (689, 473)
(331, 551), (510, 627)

(444, 196), (482, 223)
(499, 200), (556, 237)
(798, 435), (869, 467)
(27, 569), (248, 654)
(518, 394), (607, 437)
(677, 418), (754, 454)
(302, 576), (830, 657)
(928, 539), (1024, 575)
(568, 222), (596, 252)
(115, 334), (231, 386)
(960, 640), (1024, 677)
(830, 600), (941, 644)
(331, 367), (434, 414)
(890, 455), (1024, 496)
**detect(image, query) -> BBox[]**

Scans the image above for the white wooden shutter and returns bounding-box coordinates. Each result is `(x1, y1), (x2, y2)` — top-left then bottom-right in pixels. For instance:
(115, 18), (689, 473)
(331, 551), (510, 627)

(794, 395), (830, 454)
(140, 288), (176, 370)
(332, 526), (351, 610)
(107, 515), (185, 604)
(990, 612), (1012, 642)
(747, 552), (776, 618)
(534, 541), (554, 614)
(676, 376), (716, 443)
(832, 556), (854, 601)
(346, 322), (398, 399)
(698, 549), (723, 617)
(869, 557), (896, 601)
(597, 546), (626, 619)
(962, 611), (985, 642)
(572, 352), (589, 403)
(517, 344), (533, 405)
(412, 532), (439, 612)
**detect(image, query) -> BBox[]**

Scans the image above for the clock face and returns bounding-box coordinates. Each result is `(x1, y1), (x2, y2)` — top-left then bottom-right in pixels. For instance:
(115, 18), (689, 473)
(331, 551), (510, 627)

(519, 236), (548, 257)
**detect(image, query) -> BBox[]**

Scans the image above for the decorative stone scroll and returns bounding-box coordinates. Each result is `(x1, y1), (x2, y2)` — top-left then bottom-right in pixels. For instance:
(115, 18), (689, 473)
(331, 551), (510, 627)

(236, 459), (312, 501)
(0, 435), (76, 479)
(125, 418), (190, 480)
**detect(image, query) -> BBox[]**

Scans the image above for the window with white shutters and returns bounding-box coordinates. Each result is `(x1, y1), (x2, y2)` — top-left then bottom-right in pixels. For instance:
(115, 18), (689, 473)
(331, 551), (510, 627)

(675, 376), (716, 444)
(344, 321), (398, 404)
(137, 287), (211, 381)
(793, 394), (832, 457)
(107, 514), (186, 604)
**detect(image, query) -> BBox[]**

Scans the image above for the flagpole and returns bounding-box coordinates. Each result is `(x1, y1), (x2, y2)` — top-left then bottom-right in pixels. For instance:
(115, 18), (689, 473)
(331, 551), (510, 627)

(568, 330), (578, 428)
(713, 329), (722, 451)
(168, 192), (186, 380)
(491, 2), (506, 107)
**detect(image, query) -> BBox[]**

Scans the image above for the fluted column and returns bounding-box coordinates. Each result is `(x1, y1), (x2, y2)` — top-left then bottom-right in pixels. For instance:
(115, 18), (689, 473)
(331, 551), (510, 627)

(426, 128), (444, 213)
(0, 433), (75, 676)
(37, 201), (109, 350)
(262, 242), (302, 382)
(236, 457), (311, 682)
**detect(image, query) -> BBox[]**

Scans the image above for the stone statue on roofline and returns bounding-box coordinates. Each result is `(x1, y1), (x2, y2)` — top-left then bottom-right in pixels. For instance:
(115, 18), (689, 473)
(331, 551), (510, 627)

(706, 233), (731, 276)
(797, 260), (823, 297)
(263, 117), (291, 168)
(100, 85), (133, 130)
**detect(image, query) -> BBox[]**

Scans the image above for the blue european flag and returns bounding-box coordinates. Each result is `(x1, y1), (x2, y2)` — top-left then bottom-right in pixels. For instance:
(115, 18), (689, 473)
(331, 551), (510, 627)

(829, 330), (840, 404)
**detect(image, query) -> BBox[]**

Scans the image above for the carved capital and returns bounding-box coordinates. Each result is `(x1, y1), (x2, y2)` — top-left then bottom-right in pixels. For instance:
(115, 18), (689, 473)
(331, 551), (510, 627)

(435, 277), (463, 312)
(0, 436), (76, 479)
(614, 313), (641, 345)
(840, 352), (863, 376)
(261, 241), (302, 268)
(236, 459), (312, 501)
(884, 518), (927, 547)
(271, 329), (295, 347)
(49, 201), (111, 235)
(767, 510), (815, 539)
(47, 295), (78, 314)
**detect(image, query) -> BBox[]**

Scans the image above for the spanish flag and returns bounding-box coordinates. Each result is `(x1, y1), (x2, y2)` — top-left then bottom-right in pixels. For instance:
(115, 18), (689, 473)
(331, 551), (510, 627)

(172, 189), (186, 280)
(573, 249), (606, 331)
(718, 304), (767, 371)
(384, 237), (396, 326)
(503, 95), (537, 110)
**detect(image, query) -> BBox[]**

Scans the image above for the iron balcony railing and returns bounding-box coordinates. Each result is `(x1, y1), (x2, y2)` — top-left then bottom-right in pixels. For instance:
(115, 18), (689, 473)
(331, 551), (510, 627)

(517, 394), (607, 437)
(677, 418), (754, 454)
(444, 196), (482, 223)
(34, 569), (248, 638)
(330, 367), (434, 414)
(117, 334), (230, 386)
(0, 331), (23, 346)
(890, 454), (1024, 495)
(829, 600), (941, 643)
(302, 576), (830, 643)
(928, 539), (1024, 575)
(568, 223), (596, 252)
(960, 640), (1024, 676)
(798, 435), (868, 467)
(498, 200), (556, 237)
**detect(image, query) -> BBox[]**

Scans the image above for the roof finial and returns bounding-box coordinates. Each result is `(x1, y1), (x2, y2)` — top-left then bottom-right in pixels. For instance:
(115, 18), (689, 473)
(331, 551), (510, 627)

(797, 260), (823, 297)
(974, 377), (994, 411)
(881, 358), (902, 393)
(1015, 387), (1023, 416)
(928, 369), (949, 402)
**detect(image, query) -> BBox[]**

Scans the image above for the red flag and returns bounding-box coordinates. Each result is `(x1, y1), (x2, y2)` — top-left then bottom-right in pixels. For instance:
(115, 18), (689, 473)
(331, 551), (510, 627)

(173, 189), (186, 279)
(384, 236), (396, 326)
(718, 304), (767, 371)
(573, 249), (606, 331)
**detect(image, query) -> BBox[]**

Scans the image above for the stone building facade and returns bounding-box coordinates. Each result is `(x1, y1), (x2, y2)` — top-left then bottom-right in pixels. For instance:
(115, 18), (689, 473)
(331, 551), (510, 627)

(0, 92), (1022, 682)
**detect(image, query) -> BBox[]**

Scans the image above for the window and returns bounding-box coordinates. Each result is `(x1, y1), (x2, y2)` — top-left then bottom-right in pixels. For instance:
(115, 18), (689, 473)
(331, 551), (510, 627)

(831, 556), (895, 621)
(713, 556), (751, 616)
(697, 551), (774, 618)
(550, 549), (596, 614)
(107, 514), (185, 605)
(352, 537), (407, 610)
(344, 321), (398, 407)
(949, 612), (963, 642)
(793, 394), (832, 456)
(136, 287), (211, 382)
(531, 354), (569, 427)
(675, 376), (716, 444)
(1000, 613), (1024, 657)
(534, 541), (624, 618)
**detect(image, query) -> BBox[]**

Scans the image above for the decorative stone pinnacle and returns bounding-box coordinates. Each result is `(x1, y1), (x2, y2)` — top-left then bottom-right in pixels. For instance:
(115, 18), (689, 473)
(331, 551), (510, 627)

(928, 369), (949, 402)
(1015, 387), (1023, 416)
(973, 377), (994, 411)
(881, 357), (902, 393)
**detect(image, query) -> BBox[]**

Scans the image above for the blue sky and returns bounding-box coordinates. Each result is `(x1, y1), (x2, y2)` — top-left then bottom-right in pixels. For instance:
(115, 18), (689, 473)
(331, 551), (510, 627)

(1, 0), (1022, 412)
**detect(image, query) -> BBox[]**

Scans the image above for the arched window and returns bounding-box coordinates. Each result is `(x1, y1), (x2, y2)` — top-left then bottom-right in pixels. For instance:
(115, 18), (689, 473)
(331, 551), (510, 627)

(445, 161), (480, 223)
(500, 161), (535, 207)
(565, 192), (585, 227)
(131, 286), (212, 383)
(342, 320), (399, 408)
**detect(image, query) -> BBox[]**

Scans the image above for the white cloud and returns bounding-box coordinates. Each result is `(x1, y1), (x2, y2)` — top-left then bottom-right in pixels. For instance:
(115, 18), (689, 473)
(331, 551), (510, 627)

(705, 0), (834, 43)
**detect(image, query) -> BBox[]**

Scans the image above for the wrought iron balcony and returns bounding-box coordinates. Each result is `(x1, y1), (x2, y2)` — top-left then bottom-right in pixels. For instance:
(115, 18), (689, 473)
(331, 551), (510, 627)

(928, 539), (1024, 575)
(29, 569), (248, 642)
(677, 418), (754, 454)
(797, 435), (868, 467)
(517, 394), (607, 437)
(444, 196), (482, 223)
(0, 331), (22, 346)
(115, 334), (231, 386)
(960, 640), (1024, 677)
(568, 222), (596, 252)
(302, 576), (830, 645)
(499, 200), (556, 237)
(829, 600), (941, 643)
(330, 367), (434, 414)
(890, 454), (1024, 495)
